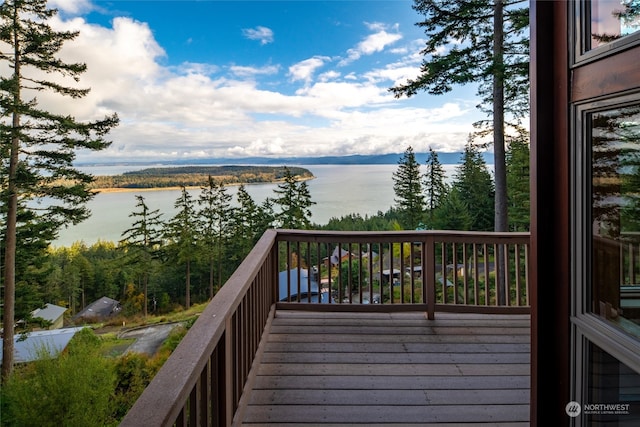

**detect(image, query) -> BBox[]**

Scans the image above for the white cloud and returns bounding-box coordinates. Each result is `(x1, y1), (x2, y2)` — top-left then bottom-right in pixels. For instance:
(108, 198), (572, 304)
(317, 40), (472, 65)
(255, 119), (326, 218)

(288, 56), (330, 84)
(340, 22), (403, 66)
(242, 26), (274, 45)
(27, 10), (481, 163)
(318, 70), (341, 82)
(177, 62), (219, 76)
(49, 0), (94, 14)
(230, 64), (280, 78)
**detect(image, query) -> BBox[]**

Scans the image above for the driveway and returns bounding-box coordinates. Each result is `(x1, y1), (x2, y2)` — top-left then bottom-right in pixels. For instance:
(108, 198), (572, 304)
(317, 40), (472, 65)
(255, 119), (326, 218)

(119, 323), (183, 356)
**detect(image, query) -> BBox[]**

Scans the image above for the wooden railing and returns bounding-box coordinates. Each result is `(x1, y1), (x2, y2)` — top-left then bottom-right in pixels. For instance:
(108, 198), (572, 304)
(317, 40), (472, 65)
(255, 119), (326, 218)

(275, 230), (530, 317)
(119, 229), (530, 427)
(120, 230), (279, 427)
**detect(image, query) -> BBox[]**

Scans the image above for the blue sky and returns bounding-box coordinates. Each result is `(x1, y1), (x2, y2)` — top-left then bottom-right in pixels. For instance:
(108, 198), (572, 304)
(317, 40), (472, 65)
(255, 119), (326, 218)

(43, 0), (485, 162)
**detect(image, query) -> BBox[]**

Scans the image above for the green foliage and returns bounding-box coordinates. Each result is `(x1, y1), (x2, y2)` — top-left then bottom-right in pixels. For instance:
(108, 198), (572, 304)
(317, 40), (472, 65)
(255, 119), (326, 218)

(111, 352), (155, 420)
(318, 210), (401, 231)
(389, 0), (529, 234)
(432, 188), (473, 231)
(197, 177), (235, 298)
(452, 144), (495, 231)
(506, 133), (531, 231)
(340, 258), (366, 292)
(423, 147), (449, 228)
(0, 0), (118, 377)
(389, 0), (529, 129)
(273, 167), (315, 229)
(120, 195), (164, 316)
(165, 187), (198, 308)
(1, 328), (117, 427)
(393, 146), (425, 229)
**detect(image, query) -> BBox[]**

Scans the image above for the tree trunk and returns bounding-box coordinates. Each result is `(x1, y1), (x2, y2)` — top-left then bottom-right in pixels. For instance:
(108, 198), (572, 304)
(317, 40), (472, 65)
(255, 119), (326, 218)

(2, 13), (21, 380)
(493, 0), (507, 305)
(493, 0), (507, 232)
(2, 120), (19, 382)
(143, 272), (148, 317)
(209, 256), (214, 299)
(185, 260), (191, 309)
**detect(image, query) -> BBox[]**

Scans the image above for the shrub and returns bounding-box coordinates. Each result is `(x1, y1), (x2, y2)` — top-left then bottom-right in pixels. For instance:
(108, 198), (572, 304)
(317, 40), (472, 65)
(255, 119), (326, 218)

(1, 328), (117, 427)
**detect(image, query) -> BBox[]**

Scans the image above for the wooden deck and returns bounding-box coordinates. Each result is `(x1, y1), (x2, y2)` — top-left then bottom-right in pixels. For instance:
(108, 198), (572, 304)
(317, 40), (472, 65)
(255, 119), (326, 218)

(234, 311), (531, 426)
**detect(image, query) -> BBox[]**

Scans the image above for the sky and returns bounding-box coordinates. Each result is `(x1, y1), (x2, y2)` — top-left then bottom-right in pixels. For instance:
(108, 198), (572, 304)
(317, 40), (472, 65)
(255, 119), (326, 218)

(38, 0), (486, 163)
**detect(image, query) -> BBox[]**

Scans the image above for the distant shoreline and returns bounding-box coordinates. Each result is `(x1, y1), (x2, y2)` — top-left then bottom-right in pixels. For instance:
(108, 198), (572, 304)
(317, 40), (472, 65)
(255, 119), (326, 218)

(87, 165), (314, 193)
(91, 175), (315, 194)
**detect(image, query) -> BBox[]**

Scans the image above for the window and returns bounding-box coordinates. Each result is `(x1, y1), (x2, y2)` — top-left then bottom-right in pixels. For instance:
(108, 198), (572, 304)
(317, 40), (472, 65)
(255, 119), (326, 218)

(576, 0), (640, 62)
(590, 104), (640, 339)
(585, 342), (640, 426)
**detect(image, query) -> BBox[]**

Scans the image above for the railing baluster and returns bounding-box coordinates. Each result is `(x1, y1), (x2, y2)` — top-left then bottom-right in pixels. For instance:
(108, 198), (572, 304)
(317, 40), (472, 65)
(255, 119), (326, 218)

(425, 236), (435, 319)
(473, 243), (480, 305)
(515, 243), (522, 306)
(462, 243), (469, 305)
(504, 243), (511, 306)
(410, 242), (416, 304)
(189, 382), (198, 426)
(452, 242), (459, 304)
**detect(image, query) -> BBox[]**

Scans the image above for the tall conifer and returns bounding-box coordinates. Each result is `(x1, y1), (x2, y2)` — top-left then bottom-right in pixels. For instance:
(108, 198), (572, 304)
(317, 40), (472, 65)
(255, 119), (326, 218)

(423, 147), (449, 228)
(393, 146), (425, 230)
(0, 0), (118, 378)
(389, 0), (529, 233)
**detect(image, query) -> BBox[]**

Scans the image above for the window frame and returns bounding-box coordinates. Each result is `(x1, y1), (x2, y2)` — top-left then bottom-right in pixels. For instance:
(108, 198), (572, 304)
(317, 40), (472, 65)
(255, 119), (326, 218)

(573, 0), (640, 65)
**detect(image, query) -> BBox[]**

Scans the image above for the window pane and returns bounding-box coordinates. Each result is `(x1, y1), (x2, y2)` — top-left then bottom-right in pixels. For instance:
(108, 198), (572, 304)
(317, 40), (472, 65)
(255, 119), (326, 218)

(589, 0), (640, 50)
(586, 342), (640, 425)
(591, 105), (640, 338)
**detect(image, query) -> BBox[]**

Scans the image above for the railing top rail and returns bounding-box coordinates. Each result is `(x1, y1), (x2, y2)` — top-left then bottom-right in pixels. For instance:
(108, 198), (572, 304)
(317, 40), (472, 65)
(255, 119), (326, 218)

(275, 229), (530, 244)
(119, 229), (278, 427)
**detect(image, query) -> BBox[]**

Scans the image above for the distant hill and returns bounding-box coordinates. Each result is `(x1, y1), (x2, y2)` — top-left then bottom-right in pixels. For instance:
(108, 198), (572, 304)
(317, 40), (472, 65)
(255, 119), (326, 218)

(79, 152), (493, 168)
(89, 165), (313, 190)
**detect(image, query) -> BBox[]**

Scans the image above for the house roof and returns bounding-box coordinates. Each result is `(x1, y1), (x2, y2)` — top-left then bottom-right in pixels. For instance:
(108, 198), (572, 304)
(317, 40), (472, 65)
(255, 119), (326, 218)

(329, 246), (353, 264)
(31, 303), (67, 323)
(0, 327), (85, 363)
(278, 268), (319, 301)
(73, 296), (121, 320)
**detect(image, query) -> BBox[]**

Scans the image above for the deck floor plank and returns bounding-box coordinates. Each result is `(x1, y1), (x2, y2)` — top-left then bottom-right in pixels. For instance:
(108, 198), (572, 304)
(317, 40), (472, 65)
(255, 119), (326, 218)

(236, 311), (530, 426)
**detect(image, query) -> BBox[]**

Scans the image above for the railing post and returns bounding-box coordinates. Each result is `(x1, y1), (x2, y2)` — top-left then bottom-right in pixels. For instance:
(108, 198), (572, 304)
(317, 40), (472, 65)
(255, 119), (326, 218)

(425, 235), (436, 320)
(224, 318), (233, 426)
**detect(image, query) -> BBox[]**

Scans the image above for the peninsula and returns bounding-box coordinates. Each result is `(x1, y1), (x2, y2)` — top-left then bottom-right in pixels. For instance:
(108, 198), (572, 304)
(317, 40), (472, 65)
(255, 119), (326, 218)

(89, 165), (314, 191)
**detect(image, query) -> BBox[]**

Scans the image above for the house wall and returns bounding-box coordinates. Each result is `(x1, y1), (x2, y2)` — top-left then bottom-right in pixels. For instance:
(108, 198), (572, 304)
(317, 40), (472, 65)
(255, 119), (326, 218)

(530, 1), (571, 424)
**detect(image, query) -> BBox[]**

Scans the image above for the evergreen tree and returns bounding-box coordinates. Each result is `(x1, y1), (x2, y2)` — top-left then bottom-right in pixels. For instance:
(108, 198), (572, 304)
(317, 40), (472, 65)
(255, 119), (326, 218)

(389, 0), (529, 233)
(452, 143), (495, 231)
(423, 147), (449, 229)
(164, 187), (198, 309)
(232, 185), (273, 260)
(197, 177), (234, 299)
(120, 195), (163, 316)
(506, 133), (530, 231)
(433, 187), (473, 231)
(0, 0), (118, 379)
(273, 167), (315, 229)
(392, 146), (425, 229)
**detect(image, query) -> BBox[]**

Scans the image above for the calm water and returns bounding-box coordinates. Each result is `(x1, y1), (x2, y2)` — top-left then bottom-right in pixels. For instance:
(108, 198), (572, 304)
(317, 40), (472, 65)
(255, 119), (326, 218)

(54, 164), (458, 247)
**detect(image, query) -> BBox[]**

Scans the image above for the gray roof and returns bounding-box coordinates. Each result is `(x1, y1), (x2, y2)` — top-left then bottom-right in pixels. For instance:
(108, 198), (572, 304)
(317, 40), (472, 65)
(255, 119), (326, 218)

(0, 327), (85, 363)
(74, 296), (121, 320)
(278, 268), (320, 301)
(31, 303), (67, 323)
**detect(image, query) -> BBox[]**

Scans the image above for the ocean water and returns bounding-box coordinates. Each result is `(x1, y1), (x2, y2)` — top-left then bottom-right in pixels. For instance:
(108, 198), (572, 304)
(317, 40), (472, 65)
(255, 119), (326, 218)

(54, 163), (459, 247)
